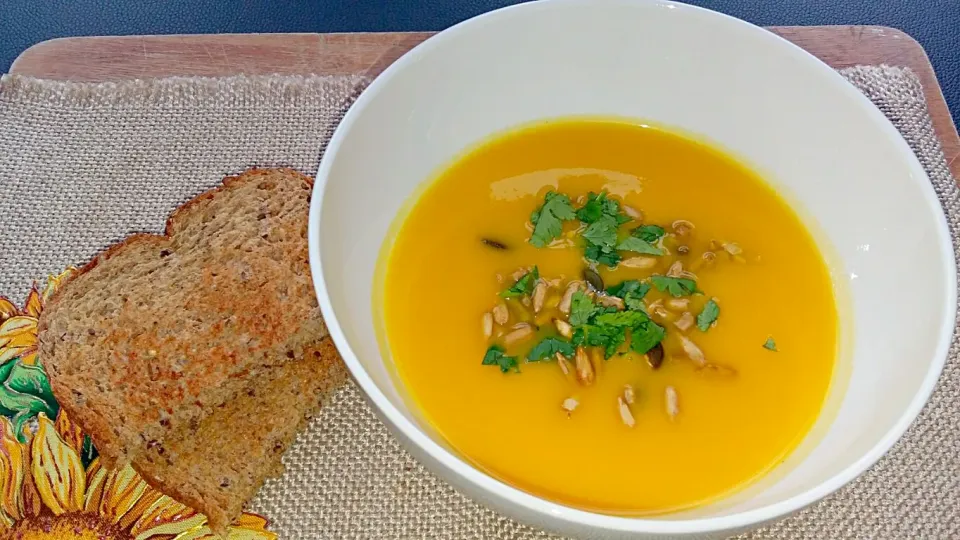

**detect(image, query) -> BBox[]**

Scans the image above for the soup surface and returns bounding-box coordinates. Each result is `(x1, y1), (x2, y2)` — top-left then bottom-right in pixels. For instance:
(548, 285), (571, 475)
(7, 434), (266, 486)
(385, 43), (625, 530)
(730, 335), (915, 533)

(382, 118), (837, 514)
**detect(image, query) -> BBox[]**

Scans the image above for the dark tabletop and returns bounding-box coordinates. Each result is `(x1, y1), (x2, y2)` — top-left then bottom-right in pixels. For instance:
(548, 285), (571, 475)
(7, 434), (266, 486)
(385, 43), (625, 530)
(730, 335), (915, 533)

(2, 0), (959, 124)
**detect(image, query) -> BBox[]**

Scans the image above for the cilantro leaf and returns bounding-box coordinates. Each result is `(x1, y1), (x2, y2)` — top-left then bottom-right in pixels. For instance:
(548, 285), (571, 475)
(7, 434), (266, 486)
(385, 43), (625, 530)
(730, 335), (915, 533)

(606, 279), (642, 297)
(584, 242), (621, 267)
(569, 291), (597, 326)
(605, 280), (649, 312)
(482, 345), (519, 373)
(593, 310), (649, 328)
(500, 266), (540, 298)
(633, 224), (666, 243)
(576, 191), (628, 224)
(763, 337), (778, 352)
(572, 324), (627, 358)
(581, 214), (619, 250)
(529, 192), (576, 248)
(527, 336), (575, 361)
(697, 299), (720, 331)
(630, 320), (666, 354)
(650, 275), (699, 297)
(617, 236), (663, 255)
(575, 192), (604, 223)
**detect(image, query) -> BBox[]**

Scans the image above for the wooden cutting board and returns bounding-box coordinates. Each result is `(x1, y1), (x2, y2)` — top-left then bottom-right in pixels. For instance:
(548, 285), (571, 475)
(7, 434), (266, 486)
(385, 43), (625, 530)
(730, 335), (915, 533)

(10, 26), (959, 178)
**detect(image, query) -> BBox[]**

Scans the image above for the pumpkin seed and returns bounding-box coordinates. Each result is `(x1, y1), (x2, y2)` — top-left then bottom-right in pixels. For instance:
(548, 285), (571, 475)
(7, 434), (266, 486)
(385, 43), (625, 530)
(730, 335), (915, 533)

(582, 267), (604, 292)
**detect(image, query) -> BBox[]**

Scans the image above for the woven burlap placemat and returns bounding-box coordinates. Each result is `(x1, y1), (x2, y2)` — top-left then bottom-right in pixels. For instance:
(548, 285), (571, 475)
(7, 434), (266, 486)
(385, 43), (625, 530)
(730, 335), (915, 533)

(0, 66), (956, 539)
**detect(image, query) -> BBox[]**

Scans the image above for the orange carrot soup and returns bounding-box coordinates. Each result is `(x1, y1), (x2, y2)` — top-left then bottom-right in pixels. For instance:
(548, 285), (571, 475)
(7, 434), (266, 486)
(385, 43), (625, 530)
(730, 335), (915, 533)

(381, 118), (838, 514)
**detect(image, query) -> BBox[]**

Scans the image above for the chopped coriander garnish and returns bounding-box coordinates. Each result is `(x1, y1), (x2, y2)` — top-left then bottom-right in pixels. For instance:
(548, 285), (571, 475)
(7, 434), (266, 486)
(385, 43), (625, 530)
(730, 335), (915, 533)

(584, 243), (621, 267)
(593, 310), (649, 328)
(576, 191), (630, 225)
(581, 214), (619, 250)
(606, 279), (650, 312)
(616, 236), (663, 255)
(763, 337), (778, 352)
(630, 320), (666, 355)
(529, 192), (576, 248)
(482, 345), (519, 373)
(632, 224), (666, 243)
(696, 299), (720, 331)
(500, 266), (539, 298)
(650, 275), (700, 297)
(569, 290), (597, 326)
(606, 279), (650, 299)
(527, 336), (575, 361)
(572, 323), (627, 358)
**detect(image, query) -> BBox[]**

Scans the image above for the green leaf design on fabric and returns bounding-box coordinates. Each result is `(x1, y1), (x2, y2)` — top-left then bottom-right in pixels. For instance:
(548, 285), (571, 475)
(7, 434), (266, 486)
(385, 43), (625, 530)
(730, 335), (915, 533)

(0, 359), (60, 436)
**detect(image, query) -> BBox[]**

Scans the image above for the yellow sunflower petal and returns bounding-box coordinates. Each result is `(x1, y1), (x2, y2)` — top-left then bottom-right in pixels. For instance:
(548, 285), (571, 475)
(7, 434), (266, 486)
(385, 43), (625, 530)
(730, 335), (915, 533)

(19, 351), (39, 367)
(0, 417), (26, 520)
(0, 298), (17, 321)
(118, 486), (164, 530)
(24, 288), (42, 319)
(0, 347), (29, 364)
(235, 513), (270, 531)
(19, 461), (43, 518)
(99, 463), (151, 524)
(42, 267), (77, 301)
(18, 423), (42, 518)
(0, 316), (37, 341)
(172, 525), (278, 540)
(167, 513), (276, 540)
(54, 409), (85, 455)
(31, 412), (86, 514)
(131, 495), (202, 538)
(84, 458), (108, 513)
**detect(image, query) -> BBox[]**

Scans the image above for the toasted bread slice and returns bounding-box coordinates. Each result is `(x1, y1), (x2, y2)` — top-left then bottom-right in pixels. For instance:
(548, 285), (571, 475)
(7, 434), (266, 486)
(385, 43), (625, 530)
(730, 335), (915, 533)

(136, 337), (346, 533)
(38, 168), (336, 529)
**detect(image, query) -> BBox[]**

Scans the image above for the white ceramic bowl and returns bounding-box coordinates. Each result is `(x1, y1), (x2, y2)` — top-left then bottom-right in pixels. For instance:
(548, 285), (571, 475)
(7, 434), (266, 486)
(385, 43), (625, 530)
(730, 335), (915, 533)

(308, 0), (955, 537)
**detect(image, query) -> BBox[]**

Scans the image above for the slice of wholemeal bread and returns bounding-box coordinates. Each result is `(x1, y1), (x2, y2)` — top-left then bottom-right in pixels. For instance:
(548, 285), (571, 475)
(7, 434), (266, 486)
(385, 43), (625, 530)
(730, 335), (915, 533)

(136, 337), (346, 533)
(38, 168), (340, 530)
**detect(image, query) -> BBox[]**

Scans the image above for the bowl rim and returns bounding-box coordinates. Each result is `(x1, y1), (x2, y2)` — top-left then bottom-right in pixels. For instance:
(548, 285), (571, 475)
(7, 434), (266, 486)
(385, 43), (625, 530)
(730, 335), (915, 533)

(308, 0), (957, 534)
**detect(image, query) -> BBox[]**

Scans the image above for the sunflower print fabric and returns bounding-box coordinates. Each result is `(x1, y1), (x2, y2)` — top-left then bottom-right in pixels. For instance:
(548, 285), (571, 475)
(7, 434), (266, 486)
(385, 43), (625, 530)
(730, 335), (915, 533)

(0, 269), (277, 539)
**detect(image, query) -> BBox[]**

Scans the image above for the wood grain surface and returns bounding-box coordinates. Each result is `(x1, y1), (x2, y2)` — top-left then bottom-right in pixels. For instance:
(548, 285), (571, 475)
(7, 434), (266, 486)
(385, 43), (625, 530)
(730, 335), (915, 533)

(10, 26), (959, 178)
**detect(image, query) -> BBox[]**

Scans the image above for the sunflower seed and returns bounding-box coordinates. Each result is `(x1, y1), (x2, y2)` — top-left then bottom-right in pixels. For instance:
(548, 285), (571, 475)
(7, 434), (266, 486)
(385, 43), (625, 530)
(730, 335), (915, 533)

(597, 294), (625, 310)
(674, 312), (695, 332)
(532, 281), (547, 313)
(647, 299), (669, 319)
(504, 324), (534, 346)
(482, 312), (494, 338)
(623, 205), (643, 220)
(559, 281), (583, 314)
(722, 242), (743, 256)
(575, 347), (594, 385)
(556, 353), (573, 377)
(672, 220), (695, 237)
(679, 335), (706, 366)
(665, 386), (679, 420)
(492, 302), (509, 325)
(620, 256), (658, 269)
(554, 319), (573, 338)
(618, 397), (636, 428)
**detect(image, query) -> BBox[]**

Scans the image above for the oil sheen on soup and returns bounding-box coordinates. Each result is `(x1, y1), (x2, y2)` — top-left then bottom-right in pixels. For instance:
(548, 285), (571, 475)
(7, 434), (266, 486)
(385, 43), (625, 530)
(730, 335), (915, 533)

(382, 118), (837, 514)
